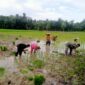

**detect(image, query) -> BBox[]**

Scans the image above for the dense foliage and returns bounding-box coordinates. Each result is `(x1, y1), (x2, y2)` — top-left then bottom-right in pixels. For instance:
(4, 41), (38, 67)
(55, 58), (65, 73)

(0, 13), (85, 31)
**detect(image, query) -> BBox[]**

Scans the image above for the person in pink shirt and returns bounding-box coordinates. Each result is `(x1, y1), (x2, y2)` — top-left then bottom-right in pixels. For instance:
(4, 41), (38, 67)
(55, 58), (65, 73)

(30, 40), (40, 54)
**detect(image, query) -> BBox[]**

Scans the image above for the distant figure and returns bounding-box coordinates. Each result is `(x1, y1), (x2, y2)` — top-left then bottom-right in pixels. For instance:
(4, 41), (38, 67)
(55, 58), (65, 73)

(65, 42), (80, 55)
(46, 33), (51, 46)
(30, 40), (40, 54)
(15, 43), (30, 57)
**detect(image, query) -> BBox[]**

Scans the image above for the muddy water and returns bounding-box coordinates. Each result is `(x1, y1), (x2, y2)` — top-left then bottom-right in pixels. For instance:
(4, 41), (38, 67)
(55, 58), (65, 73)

(0, 41), (84, 74)
(0, 56), (19, 73)
(79, 44), (85, 50)
(53, 42), (85, 54)
(38, 41), (66, 54)
(0, 41), (85, 85)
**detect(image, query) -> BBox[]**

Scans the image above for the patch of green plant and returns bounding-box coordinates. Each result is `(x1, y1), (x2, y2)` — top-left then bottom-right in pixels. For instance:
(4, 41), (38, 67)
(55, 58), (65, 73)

(20, 68), (28, 74)
(15, 37), (19, 40)
(73, 55), (85, 85)
(34, 74), (45, 85)
(55, 52), (85, 85)
(0, 67), (5, 77)
(28, 66), (34, 71)
(27, 76), (34, 81)
(32, 60), (44, 69)
(0, 46), (8, 51)
(12, 41), (15, 45)
(10, 51), (16, 56)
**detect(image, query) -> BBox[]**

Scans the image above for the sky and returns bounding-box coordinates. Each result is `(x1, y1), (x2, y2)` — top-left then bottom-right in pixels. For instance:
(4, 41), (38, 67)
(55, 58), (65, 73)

(0, 0), (85, 22)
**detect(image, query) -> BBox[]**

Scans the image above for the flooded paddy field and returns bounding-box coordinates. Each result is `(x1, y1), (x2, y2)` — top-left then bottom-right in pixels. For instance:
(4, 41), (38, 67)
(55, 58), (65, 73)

(0, 30), (85, 85)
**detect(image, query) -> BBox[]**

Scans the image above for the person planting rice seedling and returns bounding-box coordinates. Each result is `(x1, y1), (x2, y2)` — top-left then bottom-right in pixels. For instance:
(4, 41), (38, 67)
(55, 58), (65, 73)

(65, 42), (80, 55)
(15, 43), (30, 58)
(45, 33), (52, 55)
(46, 33), (51, 46)
(73, 38), (79, 44)
(30, 40), (41, 55)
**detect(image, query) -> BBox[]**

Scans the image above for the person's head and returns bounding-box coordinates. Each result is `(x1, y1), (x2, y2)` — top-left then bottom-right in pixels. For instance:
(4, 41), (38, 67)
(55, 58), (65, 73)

(74, 38), (79, 42)
(36, 46), (40, 50)
(76, 43), (80, 48)
(46, 33), (50, 36)
(26, 44), (30, 47)
(37, 40), (40, 43)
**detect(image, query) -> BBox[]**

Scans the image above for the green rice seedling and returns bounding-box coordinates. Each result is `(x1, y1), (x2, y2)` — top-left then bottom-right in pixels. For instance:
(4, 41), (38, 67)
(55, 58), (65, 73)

(0, 67), (5, 77)
(34, 74), (45, 85)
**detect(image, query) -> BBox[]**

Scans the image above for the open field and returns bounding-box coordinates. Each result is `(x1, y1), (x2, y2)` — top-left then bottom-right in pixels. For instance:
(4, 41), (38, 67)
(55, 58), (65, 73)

(0, 29), (85, 85)
(0, 29), (85, 43)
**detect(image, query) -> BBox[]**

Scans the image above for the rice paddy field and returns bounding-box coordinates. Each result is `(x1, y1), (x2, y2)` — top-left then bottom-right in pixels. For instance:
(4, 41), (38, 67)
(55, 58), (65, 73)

(0, 29), (85, 85)
(0, 29), (85, 43)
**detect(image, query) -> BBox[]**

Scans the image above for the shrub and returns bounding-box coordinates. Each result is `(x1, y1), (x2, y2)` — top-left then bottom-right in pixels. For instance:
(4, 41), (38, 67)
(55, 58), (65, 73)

(34, 74), (45, 85)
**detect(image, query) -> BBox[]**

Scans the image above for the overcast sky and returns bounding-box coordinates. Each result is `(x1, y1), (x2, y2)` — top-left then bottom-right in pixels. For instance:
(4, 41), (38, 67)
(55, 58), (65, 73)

(0, 0), (85, 22)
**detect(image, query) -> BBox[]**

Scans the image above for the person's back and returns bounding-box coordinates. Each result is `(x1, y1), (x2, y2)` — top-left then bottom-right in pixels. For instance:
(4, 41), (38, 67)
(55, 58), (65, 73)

(17, 43), (27, 50)
(66, 42), (80, 49)
(16, 43), (30, 57)
(31, 42), (37, 49)
(66, 42), (75, 49)
(65, 42), (80, 55)
(30, 41), (40, 54)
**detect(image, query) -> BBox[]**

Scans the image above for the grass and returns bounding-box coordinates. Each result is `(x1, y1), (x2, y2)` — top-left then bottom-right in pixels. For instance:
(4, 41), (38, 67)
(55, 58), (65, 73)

(20, 68), (29, 74)
(32, 59), (44, 69)
(0, 29), (85, 43)
(0, 29), (85, 84)
(0, 67), (5, 77)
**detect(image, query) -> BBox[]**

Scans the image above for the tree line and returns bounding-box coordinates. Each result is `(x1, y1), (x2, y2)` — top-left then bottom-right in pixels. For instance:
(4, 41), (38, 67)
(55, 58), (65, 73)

(0, 13), (85, 31)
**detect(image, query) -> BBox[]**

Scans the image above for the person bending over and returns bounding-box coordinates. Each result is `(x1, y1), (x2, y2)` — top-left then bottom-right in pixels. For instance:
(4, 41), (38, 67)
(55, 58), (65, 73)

(30, 40), (40, 54)
(65, 42), (80, 55)
(15, 43), (30, 57)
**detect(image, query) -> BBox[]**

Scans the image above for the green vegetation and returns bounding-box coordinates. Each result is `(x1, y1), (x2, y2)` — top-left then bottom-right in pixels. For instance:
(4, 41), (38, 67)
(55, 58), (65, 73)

(27, 76), (34, 81)
(0, 29), (85, 84)
(0, 68), (5, 77)
(0, 29), (85, 43)
(20, 68), (28, 74)
(45, 50), (85, 85)
(0, 14), (85, 31)
(34, 74), (45, 85)
(0, 45), (8, 51)
(28, 66), (34, 71)
(28, 59), (44, 71)
(32, 60), (44, 69)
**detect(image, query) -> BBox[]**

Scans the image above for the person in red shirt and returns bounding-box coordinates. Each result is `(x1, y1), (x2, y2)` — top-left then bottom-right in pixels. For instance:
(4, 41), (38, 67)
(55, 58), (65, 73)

(30, 40), (40, 54)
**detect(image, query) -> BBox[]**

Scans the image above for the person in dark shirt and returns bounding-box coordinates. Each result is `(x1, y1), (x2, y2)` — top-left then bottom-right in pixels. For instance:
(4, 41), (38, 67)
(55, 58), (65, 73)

(15, 43), (30, 57)
(65, 42), (80, 55)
